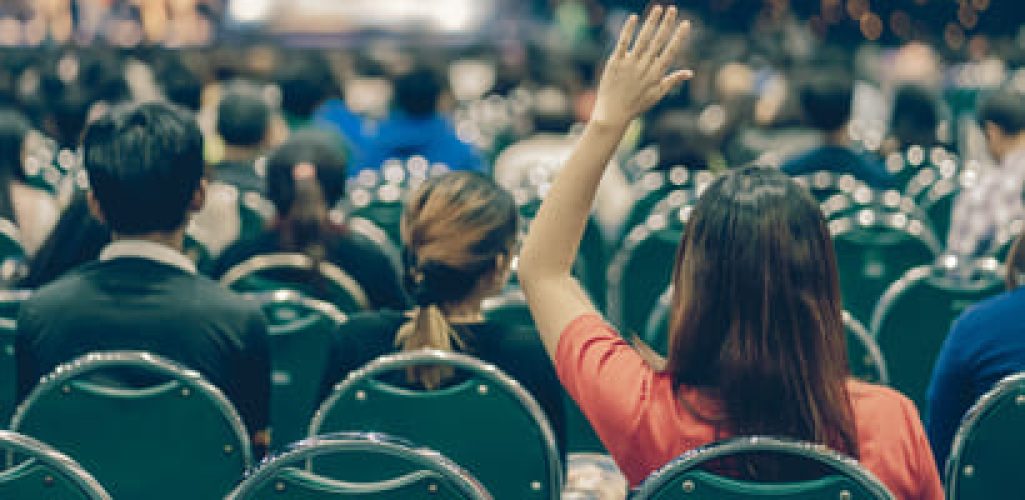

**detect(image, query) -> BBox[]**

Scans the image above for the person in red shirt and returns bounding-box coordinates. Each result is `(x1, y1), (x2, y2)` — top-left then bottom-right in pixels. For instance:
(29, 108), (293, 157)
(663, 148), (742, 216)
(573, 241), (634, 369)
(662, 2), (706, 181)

(517, 7), (943, 499)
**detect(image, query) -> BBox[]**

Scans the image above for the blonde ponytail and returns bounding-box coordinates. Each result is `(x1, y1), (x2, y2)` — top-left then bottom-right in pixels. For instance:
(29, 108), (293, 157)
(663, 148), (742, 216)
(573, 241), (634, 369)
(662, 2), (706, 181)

(395, 304), (466, 389)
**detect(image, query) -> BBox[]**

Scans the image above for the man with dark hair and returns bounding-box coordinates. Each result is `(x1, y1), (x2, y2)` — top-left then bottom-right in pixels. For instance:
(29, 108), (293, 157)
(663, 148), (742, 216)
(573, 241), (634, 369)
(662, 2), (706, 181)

(213, 85), (272, 194)
(16, 102), (271, 450)
(948, 88), (1025, 256)
(780, 73), (892, 189)
(356, 65), (484, 174)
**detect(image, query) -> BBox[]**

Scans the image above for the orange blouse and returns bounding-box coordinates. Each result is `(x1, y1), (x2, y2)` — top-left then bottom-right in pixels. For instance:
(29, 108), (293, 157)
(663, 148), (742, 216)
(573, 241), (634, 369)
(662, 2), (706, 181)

(555, 314), (944, 499)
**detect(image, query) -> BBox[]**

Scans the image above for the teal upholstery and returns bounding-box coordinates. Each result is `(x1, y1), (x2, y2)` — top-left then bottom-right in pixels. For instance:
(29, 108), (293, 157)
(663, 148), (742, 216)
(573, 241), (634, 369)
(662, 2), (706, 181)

(11, 351), (252, 499)
(250, 291), (347, 450)
(607, 224), (682, 337)
(0, 290), (30, 426)
(871, 258), (1004, 409)
(482, 289), (605, 454)
(310, 350), (562, 499)
(830, 212), (939, 325)
(227, 432), (491, 499)
(632, 436), (893, 499)
(0, 430), (110, 499)
(945, 372), (1025, 500)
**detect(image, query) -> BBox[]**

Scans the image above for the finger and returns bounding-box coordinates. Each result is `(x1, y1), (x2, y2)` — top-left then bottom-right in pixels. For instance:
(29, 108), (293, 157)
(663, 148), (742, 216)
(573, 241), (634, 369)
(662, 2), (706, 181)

(630, 5), (664, 58)
(656, 20), (691, 72)
(611, 14), (638, 60)
(659, 69), (694, 94)
(644, 6), (677, 62)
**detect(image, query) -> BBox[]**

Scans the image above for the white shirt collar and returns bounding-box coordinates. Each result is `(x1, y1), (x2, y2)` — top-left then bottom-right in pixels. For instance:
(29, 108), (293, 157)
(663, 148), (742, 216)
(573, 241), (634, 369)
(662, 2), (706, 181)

(98, 239), (197, 275)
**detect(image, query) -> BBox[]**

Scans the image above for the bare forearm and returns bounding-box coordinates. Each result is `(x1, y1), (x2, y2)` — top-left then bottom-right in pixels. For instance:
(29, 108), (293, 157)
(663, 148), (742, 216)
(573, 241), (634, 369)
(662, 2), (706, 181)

(519, 120), (628, 282)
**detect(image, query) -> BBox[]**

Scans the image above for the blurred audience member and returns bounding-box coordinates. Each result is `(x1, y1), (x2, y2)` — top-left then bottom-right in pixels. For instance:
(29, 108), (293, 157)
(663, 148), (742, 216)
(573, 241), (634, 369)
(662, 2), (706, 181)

(190, 83), (275, 256)
(214, 129), (407, 310)
(212, 84), (272, 194)
(0, 109), (58, 256)
(16, 102), (271, 452)
(319, 171), (564, 457)
(780, 73), (893, 189)
(357, 65), (484, 174)
(948, 88), (1025, 257)
(888, 84), (942, 152)
(927, 224), (1025, 472)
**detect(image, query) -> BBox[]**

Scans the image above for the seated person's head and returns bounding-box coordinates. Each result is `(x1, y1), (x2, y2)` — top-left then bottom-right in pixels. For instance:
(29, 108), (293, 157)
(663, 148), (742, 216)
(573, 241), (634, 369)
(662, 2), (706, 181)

(665, 166), (856, 455)
(216, 84), (271, 149)
(394, 66), (443, 118)
(264, 129), (348, 252)
(82, 102), (205, 237)
(274, 52), (336, 120)
(799, 74), (853, 134)
(157, 59), (203, 112)
(890, 84), (940, 150)
(977, 88), (1025, 162)
(648, 109), (711, 170)
(397, 171), (519, 388)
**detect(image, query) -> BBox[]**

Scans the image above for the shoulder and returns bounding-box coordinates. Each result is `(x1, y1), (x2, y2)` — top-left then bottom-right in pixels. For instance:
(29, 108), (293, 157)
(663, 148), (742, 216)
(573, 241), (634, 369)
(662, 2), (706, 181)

(22, 263), (96, 310)
(949, 288), (1024, 339)
(214, 231), (278, 276)
(848, 379), (925, 438)
(338, 309), (407, 336)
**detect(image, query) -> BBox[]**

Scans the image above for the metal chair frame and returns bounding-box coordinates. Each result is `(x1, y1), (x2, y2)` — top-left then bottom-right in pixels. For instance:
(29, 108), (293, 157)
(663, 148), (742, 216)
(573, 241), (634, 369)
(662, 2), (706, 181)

(221, 252), (371, 310)
(10, 350), (253, 468)
(0, 429), (112, 500)
(227, 431), (492, 499)
(944, 371), (1025, 499)
(310, 349), (563, 500)
(869, 257), (1003, 334)
(632, 436), (894, 499)
(607, 193), (693, 329)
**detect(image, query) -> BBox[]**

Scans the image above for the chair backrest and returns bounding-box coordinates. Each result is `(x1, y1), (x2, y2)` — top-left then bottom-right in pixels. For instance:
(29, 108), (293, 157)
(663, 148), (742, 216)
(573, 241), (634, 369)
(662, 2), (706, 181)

(227, 432), (491, 499)
(0, 290), (31, 426)
(632, 436), (894, 499)
(249, 290), (348, 450)
(10, 351), (253, 499)
(481, 289), (606, 455)
(344, 158), (442, 247)
(607, 197), (691, 334)
(222, 252), (370, 313)
(945, 372), (1025, 500)
(871, 257), (1004, 409)
(310, 350), (562, 499)
(793, 171), (871, 203)
(620, 167), (714, 239)
(0, 430), (111, 500)
(829, 209), (939, 324)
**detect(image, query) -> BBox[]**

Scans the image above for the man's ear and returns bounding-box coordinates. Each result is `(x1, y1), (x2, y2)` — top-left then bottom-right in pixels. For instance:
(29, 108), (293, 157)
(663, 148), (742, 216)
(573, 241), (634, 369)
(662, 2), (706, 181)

(189, 178), (207, 213)
(86, 190), (107, 225)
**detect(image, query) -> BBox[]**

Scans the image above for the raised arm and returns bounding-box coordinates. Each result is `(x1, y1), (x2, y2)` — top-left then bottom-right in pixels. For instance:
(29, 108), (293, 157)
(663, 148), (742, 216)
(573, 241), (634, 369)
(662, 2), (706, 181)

(518, 6), (692, 357)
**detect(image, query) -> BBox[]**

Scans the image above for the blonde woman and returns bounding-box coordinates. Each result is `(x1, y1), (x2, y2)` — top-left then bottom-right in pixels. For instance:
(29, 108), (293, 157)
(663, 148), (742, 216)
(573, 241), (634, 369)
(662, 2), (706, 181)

(318, 171), (564, 455)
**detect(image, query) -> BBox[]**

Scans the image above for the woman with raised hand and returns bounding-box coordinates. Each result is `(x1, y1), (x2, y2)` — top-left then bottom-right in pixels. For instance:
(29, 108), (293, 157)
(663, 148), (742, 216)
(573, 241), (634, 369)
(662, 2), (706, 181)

(518, 6), (941, 498)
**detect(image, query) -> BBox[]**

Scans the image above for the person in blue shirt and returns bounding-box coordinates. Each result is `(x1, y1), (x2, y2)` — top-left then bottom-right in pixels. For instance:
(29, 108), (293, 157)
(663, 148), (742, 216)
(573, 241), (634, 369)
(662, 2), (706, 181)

(926, 249), (1025, 470)
(780, 73), (893, 190)
(356, 65), (485, 174)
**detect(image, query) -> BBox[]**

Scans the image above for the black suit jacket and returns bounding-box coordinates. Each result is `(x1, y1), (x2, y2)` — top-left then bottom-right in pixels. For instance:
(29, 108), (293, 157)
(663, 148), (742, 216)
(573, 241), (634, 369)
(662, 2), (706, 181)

(16, 257), (270, 437)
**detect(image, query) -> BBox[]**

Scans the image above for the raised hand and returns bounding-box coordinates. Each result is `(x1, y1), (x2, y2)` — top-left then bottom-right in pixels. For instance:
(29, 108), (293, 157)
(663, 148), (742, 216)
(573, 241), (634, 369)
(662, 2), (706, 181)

(590, 5), (692, 128)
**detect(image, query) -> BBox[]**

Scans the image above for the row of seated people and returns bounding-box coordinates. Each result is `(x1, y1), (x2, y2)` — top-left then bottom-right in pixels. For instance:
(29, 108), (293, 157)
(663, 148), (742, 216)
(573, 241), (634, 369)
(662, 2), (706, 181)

(8, 11), (1025, 499)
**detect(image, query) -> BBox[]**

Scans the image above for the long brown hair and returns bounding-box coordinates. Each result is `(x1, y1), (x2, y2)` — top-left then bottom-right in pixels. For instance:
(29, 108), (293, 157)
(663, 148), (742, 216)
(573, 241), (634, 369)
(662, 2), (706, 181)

(666, 166), (859, 461)
(396, 172), (518, 389)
